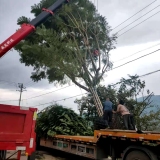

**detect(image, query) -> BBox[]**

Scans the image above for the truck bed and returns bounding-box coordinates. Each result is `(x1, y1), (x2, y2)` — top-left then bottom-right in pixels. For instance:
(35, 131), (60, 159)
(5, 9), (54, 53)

(53, 129), (160, 144)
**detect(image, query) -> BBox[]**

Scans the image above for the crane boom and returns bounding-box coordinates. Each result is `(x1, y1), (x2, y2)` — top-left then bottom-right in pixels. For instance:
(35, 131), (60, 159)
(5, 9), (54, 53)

(0, 0), (69, 58)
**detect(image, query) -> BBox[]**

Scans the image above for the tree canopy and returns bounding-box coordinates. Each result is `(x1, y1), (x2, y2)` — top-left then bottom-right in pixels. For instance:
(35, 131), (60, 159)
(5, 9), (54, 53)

(15, 0), (116, 117)
(15, 0), (116, 86)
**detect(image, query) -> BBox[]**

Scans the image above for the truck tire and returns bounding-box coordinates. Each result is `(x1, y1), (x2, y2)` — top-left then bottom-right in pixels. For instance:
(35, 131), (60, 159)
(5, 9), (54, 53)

(125, 150), (150, 160)
(0, 150), (6, 160)
(27, 152), (36, 160)
(36, 136), (41, 150)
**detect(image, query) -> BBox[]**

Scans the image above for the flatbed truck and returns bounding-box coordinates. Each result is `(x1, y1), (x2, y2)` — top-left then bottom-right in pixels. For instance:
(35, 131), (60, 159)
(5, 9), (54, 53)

(39, 129), (160, 160)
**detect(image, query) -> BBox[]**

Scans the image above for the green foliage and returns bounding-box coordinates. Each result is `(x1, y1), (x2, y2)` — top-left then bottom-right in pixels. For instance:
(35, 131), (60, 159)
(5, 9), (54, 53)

(75, 95), (98, 126)
(15, 0), (116, 92)
(75, 75), (160, 131)
(36, 104), (93, 137)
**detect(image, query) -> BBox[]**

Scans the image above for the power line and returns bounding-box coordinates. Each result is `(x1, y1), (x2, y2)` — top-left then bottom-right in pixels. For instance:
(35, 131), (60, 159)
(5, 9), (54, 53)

(21, 43), (160, 94)
(118, 10), (160, 37)
(22, 49), (160, 101)
(116, 4), (160, 34)
(1, 67), (160, 103)
(0, 80), (18, 92)
(0, 82), (17, 88)
(23, 84), (75, 100)
(22, 81), (82, 100)
(33, 93), (87, 107)
(110, 69), (160, 87)
(24, 53), (160, 106)
(26, 86), (52, 97)
(23, 81), (60, 97)
(25, 80), (34, 86)
(27, 46), (160, 100)
(113, 42), (160, 63)
(0, 79), (16, 85)
(27, 51), (160, 100)
(1, 49), (160, 103)
(34, 68), (160, 108)
(112, 0), (157, 30)
(111, 49), (160, 70)
(25, 81), (38, 88)
(1, 48), (159, 102)
(24, 80), (39, 88)
(139, 69), (160, 78)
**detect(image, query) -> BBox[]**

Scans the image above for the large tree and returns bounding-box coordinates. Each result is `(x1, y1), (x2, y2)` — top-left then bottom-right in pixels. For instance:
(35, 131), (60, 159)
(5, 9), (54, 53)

(75, 75), (160, 131)
(15, 0), (116, 116)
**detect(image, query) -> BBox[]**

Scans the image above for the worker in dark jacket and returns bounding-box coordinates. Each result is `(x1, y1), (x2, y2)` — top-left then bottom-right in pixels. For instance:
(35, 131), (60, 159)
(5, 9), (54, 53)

(103, 98), (113, 128)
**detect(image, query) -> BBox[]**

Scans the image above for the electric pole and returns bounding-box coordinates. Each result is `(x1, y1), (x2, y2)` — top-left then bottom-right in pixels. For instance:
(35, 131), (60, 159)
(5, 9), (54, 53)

(17, 83), (26, 106)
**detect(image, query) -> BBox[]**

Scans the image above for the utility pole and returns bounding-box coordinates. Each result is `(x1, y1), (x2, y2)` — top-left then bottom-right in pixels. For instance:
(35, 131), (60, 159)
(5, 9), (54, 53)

(17, 83), (26, 106)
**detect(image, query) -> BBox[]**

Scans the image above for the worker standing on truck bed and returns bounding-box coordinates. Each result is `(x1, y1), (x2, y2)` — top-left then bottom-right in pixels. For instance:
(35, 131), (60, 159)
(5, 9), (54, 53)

(113, 100), (133, 130)
(103, 97), (113, 128)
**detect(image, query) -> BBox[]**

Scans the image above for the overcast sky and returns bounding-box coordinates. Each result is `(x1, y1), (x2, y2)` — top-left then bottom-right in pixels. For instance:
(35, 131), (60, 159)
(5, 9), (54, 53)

(0, 0), (160, 113)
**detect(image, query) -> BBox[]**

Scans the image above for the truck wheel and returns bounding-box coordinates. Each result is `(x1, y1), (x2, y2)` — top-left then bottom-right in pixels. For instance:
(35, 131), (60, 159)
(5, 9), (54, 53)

(0, 150), (6, 160)
(36, 136), (41, 150)
(125, 150), (150, 160)
(27, 152), (36, 160)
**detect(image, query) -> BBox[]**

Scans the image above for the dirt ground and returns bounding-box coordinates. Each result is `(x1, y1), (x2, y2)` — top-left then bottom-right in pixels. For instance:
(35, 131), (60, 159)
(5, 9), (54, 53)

(6, 150), (113, 160)
(6, 151), (64, 160)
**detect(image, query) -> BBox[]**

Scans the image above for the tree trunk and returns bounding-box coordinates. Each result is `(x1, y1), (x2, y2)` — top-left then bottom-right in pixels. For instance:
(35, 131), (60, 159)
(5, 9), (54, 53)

(90, 87), (103, 117)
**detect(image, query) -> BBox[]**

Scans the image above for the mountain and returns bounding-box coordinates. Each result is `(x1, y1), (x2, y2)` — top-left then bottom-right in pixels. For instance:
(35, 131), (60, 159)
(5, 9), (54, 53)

(137, 95), (160, 112)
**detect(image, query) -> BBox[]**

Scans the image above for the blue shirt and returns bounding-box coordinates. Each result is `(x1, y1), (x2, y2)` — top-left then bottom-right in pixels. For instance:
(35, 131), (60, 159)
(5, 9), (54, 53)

(103, 100), (113, 111)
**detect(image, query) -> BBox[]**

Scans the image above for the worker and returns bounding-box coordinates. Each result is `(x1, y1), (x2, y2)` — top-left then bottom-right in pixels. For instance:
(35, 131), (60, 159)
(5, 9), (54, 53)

(103, 97), (113, 128)
(113, 100), (133, 130)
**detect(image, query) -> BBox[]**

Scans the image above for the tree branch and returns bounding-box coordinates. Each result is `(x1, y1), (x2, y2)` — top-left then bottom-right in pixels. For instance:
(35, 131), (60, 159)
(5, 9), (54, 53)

(138, 92), (154, 116)
(70, 77), (90, 92)
(102, 48), (111, 73)
(94, 33), (101, 72)
(82, 63), (94, 79)
(71, 33), (93, 81)
(70, 12), (97, 73)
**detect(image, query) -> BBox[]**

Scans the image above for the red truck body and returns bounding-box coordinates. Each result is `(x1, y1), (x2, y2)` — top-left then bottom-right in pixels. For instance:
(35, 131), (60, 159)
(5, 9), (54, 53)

(0, 104), (37, 155)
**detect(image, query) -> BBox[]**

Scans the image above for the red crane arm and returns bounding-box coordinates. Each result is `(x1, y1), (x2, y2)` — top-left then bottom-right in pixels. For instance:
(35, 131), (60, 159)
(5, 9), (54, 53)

(0, 0), (69, 58)
(0, 24), (35, 58)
